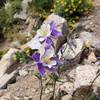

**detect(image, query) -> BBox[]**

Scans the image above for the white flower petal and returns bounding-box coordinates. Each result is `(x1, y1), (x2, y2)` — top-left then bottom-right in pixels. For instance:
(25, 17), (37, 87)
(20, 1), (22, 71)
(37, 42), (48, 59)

(45, 24), (51, 36)
(27, 36), (39, 49)
(48, 65), (52, 68)
(39, 37), (45, 42)
(50, 60), (57, 66)
(27, 35), (45, 56)
(44, 46), (55, 58)
(39, 45), (45, 57)
(42, 63), (48, 67)
(39, 24), (51, 37)
(42, 60), (56, 69)
(37, 29), (44, 36)
(42, 63), (52, 69)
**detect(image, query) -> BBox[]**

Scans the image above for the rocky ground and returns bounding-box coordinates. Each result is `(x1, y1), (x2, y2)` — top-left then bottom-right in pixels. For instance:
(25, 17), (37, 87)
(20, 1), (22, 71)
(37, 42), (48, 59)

(81, 0), (100, 39)
(0, 0), (100, 100)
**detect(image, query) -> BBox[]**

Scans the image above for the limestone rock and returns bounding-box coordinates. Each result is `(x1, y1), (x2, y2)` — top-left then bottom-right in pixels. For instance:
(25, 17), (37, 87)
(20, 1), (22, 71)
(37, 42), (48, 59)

(10, 41), (21, 48)
(14, 11), (28, 20)
(58, 38), (84, 60)
(74, 65), (98, 90)
(0, 71), (17, 89)
(59, 82), (74, 95)
(14, 0), (32, 20)
(62, 95), (72, 100)
(0, 92), (11, 100)
(0, 48), (20, 78)
(79, 31), (100, 47)
(93, 66), (100, 87)
(19, 70), (28, 77)
(68, 68), (76, 80)
(57, 38), (84, 70)
(21, 16), (41, 36)
(27, 13), (69, 53)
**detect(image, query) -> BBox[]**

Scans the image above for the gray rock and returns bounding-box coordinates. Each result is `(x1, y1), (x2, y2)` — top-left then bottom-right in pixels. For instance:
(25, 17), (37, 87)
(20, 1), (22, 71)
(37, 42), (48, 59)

(19, 70), (28, 77)
(62, 95), (72, 100)
(21, 16), (41, 36)
(14, 0), (32, 20)
(10, 41), (21, 48)
(27, 13), (69, 53)
(0, 90), (7, 97)
(68, 68), (76, 80)
(14, 11), (28, 20)
(0, 92), (11, 100)
(21, 0), (32, 13)
(13, 96), (20, 100)
(93, 66), (100, 87)
(60, 82), (74, 95)
(0, 48), (20, 78)
(79, 31), (100, 47)
(57, 39), (84, 70)
(45, 88), (53, 94)
(74, 65), (98, 90)
(0, 71), (17, 89)
(58, 38), (84, 60)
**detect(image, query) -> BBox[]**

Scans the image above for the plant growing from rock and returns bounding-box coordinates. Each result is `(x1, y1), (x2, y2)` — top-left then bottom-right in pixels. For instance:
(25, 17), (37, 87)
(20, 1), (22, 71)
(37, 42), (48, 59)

(30, 21), (63, 100)
(13, 51), (27, 63)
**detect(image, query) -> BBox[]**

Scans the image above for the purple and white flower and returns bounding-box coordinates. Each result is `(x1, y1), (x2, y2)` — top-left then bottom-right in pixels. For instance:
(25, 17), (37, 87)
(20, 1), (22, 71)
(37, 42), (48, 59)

(28, 21), (62, 76)
(27, 35), (45, 56)
(37, 21), (62, 48)
(32, 47), (57, 76)
(27, 21), (62, 55)
(50, 21), (62, 37)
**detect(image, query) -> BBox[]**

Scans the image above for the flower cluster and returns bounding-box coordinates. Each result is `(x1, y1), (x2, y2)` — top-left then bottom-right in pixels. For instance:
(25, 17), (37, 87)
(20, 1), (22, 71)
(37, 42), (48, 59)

(31, 21), (62, 76)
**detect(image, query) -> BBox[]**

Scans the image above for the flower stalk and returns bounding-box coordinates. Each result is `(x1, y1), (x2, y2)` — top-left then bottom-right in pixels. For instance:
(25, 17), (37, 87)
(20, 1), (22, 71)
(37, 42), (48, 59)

(40, 75), (43, 100)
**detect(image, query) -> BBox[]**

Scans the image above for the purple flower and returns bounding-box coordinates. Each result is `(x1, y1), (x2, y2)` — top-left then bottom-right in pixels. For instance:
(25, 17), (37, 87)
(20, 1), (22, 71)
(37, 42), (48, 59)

(39, 37), (54, 50)
(37, 21), (62, 48)
(32, 52), (45, 76)
(37, 24), (51, 42)
(32, 47), (57, 76)
(45, 37), (54, 50)
(29, 21), (61, 76)
(96, 56), (100, 59)
(50, 21), (62, 37)
(96, 95), (100, 100)
(27, 21), (62, 54)
(32, 52), (40, 62)
(37, 63), (45, 76)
